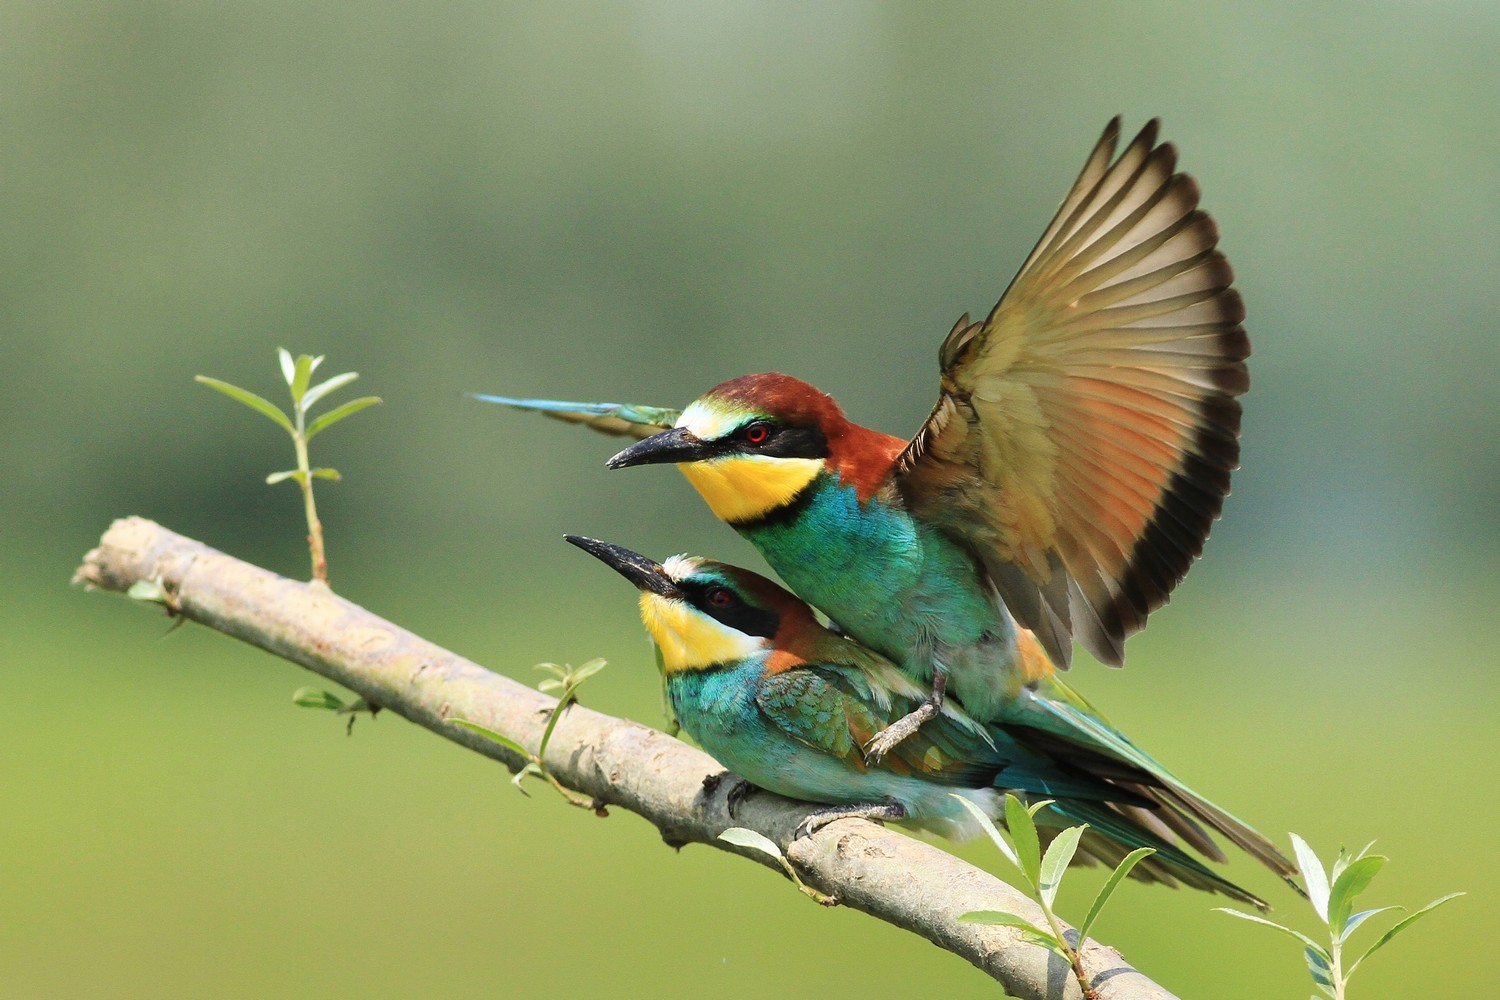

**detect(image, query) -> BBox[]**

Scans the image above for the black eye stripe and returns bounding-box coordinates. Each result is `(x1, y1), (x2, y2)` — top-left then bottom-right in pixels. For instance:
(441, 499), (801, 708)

(680, 581), (780, 639)
(712, 422), (828, 460)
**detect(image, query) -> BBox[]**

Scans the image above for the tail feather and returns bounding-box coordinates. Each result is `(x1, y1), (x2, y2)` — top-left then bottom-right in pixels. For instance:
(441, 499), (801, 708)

(466, 394), (680, 440)
(992, 675), (1299, 904)
(1044, 800), (1272, 911)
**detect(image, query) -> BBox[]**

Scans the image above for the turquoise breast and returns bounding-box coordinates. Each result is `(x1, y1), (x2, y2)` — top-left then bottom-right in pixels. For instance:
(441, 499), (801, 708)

(738, 473), (1015, 712)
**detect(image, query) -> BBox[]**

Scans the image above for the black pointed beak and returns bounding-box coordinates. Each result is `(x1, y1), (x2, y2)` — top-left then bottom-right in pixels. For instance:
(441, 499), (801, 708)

(565, 535), (681, 597)
(606, 425), (716, 469)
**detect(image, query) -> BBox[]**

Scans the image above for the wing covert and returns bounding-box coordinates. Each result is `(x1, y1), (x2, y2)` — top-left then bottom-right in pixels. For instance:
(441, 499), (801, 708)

(755, 666), (996, 784)
(897, 118), (1248, 669)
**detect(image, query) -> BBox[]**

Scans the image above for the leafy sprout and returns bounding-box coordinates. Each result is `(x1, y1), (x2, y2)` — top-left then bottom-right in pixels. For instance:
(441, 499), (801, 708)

(197, 349), (380, 585)
(452, 659), (609, 813)
(954, 792), (1153, 1000)
(718, 827), (837, 906)
(291, 686), (381, 735)
(1217, 834), (1462, 999)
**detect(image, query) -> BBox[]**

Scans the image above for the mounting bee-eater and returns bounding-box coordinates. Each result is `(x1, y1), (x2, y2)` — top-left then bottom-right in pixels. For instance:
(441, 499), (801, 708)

(478, 119), (1248, 756)
(566, 535), (1292, 909)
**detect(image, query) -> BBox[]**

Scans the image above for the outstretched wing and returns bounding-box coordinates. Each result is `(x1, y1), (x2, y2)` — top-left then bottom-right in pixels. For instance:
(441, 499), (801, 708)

(468, 394), (680, 440)
(896, 118), (1248, 669)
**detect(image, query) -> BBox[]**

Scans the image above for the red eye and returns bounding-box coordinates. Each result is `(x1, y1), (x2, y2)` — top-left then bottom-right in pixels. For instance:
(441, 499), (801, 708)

(743, 421), (770, 445)
(707, 588), (733, 608)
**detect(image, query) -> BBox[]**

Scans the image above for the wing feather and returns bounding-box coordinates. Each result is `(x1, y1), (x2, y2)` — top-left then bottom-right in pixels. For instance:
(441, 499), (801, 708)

(756, 666), (998, 785)
(899, 119), (1248, 667)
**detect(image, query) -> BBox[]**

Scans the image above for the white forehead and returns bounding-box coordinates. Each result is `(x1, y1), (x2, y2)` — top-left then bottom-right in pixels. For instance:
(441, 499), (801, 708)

(661, 553), (701, 581)
(676, 400), (743, 441)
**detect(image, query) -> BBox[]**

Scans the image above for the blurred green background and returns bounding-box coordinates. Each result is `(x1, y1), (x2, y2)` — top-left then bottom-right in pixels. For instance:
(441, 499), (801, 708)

(5, 3), (1496, 997)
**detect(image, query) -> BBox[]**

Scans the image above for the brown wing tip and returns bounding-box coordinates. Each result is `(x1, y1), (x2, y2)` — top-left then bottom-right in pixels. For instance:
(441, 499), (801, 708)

(1131, 117), (1160, 151)
(1101, 115), (1123, 146)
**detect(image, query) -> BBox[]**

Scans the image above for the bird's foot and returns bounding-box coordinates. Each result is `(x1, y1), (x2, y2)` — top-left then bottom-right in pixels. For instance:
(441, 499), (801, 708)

(795, 800), (907, 840)
(725, 778), (756, 818)
(701, 771), (757, 818)
(862, 672), (947, 762)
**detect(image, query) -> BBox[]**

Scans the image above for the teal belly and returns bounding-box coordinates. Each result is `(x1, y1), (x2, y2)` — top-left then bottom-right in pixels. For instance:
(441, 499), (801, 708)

(740, 477), (1016, 719)
(666, 664), (999, 837)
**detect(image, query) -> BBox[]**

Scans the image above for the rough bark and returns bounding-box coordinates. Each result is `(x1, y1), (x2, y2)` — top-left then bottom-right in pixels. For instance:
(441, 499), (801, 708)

(75, 516), (1180, 1000)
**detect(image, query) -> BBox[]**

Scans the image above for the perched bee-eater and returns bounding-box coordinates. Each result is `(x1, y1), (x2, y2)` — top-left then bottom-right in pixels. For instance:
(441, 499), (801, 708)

(566, 535), (1292, 909)
(479, 119), (1248, 756)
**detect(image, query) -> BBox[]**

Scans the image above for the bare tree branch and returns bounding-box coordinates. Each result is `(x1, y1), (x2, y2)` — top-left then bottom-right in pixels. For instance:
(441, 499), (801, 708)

(75, 516), (1180, 1000)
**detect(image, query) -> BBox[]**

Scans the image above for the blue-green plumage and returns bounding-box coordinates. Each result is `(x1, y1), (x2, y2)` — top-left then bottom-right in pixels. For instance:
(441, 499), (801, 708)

(479, 120), (1256, 768)
(567, 535), (1296, 909)
(739, 470), (1016, 719)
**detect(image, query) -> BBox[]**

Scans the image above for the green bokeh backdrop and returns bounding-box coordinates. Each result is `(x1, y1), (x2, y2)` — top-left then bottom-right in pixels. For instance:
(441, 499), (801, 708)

(5, 4), (1496, 997)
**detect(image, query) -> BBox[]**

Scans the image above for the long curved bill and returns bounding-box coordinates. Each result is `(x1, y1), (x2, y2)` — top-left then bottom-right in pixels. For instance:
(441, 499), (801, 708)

(605, 426), (717, 469)
(564, 535), (680, 597)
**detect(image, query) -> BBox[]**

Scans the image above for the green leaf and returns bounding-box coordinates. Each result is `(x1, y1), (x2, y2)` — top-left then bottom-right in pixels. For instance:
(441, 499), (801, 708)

(310, 467), (341, 481)
(958, 910), (1046, 932)
(450, 718), (530, 758)
(1327, 854), (1385, 932)
(265, 469), (303, 485)
(290, 354), (317, 406)
(1329, 846), (1351, 886)
(278, 348), (296, 386)
(535, 687), (576, 761)
(510, 761), (543, 795)
(301, 371), (359, 411)
(1038, 824), (1086, 908)
(1077, 847), (1154, 945)
(1330, 840), (1375, 884)
(126, 579), (166, 603)
(292, 687), (346, 711)
(1216, 908), (1331, 958)
(1024, 798), (1056, 818)
(718, 827), (784, 861)
(949, 794), (1020, 869)
(1005, 794), (1042, 890)
(537, 678), (563, 693)
(196, 376), (294, 434)
(1346, 892), (1463, 977)
(306, 396), (382, 438)
(1304, 945), (1333, 987)
(1291, 833), (1330, 922)
(1339, 906), (1401, 943)
(570, 657), (608, 683)
(958, 912), (1065, 955)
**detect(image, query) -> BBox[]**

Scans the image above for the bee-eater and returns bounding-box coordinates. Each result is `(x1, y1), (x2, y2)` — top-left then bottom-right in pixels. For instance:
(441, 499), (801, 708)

(478, 119), (1248, 756)
(566, 535), (1292, 909)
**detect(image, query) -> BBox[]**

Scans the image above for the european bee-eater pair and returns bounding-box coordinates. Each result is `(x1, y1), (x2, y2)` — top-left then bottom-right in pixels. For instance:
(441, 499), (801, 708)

(480, 118), (1295, 905)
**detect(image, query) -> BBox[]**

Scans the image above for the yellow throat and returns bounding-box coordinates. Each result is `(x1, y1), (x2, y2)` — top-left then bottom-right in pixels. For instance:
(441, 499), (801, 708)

(639, 592), (766, 672)
(677, 454), (823, 523)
